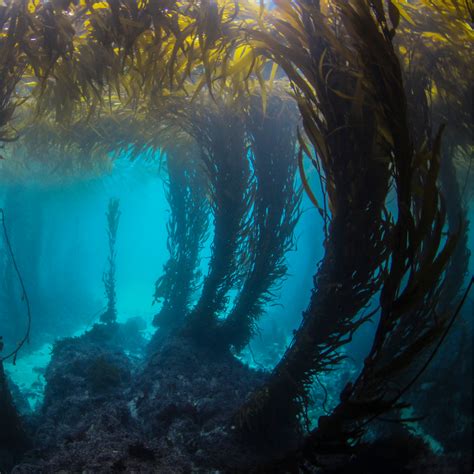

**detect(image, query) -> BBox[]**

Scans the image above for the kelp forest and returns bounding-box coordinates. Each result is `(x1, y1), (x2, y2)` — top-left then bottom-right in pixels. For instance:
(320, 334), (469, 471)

(0, 0), (472, 472)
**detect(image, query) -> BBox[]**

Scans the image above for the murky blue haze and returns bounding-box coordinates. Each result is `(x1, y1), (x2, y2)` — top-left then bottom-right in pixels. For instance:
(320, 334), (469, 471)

(1, 149), (472, 449)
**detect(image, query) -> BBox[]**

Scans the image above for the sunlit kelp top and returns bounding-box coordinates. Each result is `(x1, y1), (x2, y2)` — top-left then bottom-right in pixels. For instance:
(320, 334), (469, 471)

(0, 1), (471, 173)
(0, 0), (470, 195)
(0, 0), (473, 464)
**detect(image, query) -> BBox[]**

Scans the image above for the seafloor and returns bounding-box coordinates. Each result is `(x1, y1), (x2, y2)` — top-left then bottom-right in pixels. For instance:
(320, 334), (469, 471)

(4, 322), (469, 473)
(9, 325), (272, 473)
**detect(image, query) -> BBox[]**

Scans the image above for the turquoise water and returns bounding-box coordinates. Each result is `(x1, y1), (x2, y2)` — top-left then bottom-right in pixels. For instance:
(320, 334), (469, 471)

(1, 148), (472, 450)
(0, 153), (322, 407)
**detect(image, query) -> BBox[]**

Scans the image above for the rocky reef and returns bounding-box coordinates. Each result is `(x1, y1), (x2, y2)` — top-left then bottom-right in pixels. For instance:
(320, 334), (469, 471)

(11, 328), (276, 473)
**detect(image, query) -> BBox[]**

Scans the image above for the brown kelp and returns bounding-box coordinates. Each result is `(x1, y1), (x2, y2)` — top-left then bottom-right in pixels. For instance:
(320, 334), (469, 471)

(16, 0), (264, 123)
(298, 0), (463, 453)
(407, 33), (472, 456)
(0, 1), (27, 143)
(5, 101), (167, 180)
(161, 94), (254, 345)
(0, 0), (471, 468)
(403, 0), (472, 310)
(152, 144), (208, 334)
(101, 197), (121, 324)
(236, 0), (392, 436)
(216, 90), (301, 352)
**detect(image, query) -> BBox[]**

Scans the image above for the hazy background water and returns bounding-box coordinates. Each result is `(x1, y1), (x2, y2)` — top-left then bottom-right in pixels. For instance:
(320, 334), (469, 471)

(0, 151), (472, 419)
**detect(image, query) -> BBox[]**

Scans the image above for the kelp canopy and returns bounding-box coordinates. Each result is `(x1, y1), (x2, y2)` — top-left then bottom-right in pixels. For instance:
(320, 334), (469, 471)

(0, 0), (472, 470)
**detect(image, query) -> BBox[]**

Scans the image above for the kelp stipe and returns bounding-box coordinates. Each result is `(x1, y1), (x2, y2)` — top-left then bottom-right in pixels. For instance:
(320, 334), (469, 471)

(100, 198), (121, 324)
(236, 0), (391, 438)
(288, 0), (466, 456)
(152, 145), (209, 335)
(167, 95), (254, 346)
(216, 90), (301, 352)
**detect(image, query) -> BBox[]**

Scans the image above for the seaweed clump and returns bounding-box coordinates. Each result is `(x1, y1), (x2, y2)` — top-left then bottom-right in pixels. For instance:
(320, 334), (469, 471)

(88, 355), (128, 393)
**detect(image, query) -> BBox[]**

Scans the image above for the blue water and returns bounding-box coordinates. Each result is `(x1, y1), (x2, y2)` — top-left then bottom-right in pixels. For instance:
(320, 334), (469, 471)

(1, 150), (472, 433)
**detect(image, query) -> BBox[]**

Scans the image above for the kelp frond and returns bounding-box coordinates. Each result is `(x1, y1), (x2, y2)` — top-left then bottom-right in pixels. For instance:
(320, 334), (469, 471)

(152, 143), (209, 334)
(101, 197), (121, 324)
(235, 0), (391, 437)
(299, 0), (466, 454)
(177, 93), (254, 344)
(216, 89), (301, 352)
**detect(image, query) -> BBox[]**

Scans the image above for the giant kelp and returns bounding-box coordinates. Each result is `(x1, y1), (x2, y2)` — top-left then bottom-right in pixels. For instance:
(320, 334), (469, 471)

(215, 90), (301, 353)
(152, 144), (208, 334)
(0, 1), (28, 143)
(101, 197), (121, 324)
(174, 94), (254, 344)
(0, 0), (472, 469)
(235, 0), (471, 447)
(295, 0), (464, 454)
(401, 0), (472, 311)
(236, 0), (392, 437)
(15, 0), (265, 123)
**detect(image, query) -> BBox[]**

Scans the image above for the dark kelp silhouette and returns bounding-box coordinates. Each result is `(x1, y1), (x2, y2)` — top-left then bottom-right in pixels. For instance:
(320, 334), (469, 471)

(100, 198), (121, 324)
(215, 91), (301, 353)
(261, 0), (464, 457)
(152, 145), (209, 335)
(166, 95), (254, 345)
(236, 0), (392, 437)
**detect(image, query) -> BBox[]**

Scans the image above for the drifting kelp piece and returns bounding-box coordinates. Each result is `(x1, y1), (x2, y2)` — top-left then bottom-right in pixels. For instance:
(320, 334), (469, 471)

(101, 198), (121, 324)
(152, 145), (209, 334)
(236, 0), (391, 437)
(215, 91), (301, 352)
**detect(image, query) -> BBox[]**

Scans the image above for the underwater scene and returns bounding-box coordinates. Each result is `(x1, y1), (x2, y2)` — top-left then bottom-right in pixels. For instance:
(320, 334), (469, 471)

(0, 0), (472, 472)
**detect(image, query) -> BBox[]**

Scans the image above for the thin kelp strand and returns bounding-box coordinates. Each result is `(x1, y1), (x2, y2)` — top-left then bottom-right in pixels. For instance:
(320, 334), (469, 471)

(0, 209), (32, 365)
